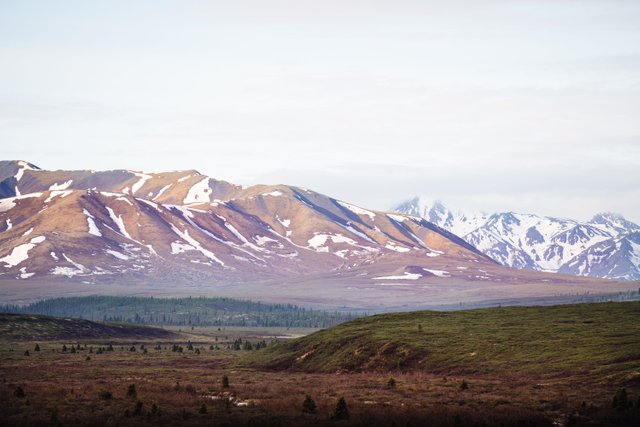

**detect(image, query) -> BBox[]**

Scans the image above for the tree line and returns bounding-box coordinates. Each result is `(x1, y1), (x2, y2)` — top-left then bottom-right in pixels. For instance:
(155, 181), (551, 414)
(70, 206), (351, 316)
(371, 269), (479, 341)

(0, 295), (362, 328)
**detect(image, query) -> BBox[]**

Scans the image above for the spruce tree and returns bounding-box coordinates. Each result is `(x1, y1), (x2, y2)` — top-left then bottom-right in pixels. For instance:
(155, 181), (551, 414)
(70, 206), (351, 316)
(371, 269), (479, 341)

(332, 397), (349, 420)
(302, 395), (316, 413)
(127, 384), (137, 398)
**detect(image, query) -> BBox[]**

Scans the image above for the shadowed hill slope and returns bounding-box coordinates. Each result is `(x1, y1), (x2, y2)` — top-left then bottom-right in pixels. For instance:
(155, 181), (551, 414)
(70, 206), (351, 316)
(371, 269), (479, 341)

(0, 313), (177, 341)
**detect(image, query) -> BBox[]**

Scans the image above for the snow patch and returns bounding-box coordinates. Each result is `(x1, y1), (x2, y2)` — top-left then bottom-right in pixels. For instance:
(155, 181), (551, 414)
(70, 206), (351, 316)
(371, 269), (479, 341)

(278, 218), (291, 228)
(308, 234), (330, 249)
(255, 235), (278, 246)
(83, 209), (102, 237)
(0, 199), (16, 212)
(131, 172), (152, 195)
(387, 214), (408, 222)
(385, 242), (410, 253)
(19, 266), (35, 279)
(138, 199), (161, 211)
(153, 184), (172, 201)
(106, 207), (132, 239)
(223, 221), (250, 244)
(0, 193), (42, 213)
(171, 241), (196, 254)
(170, 225), (224, 266)
(45, 190), (72, 203)
(15, 161), (36, 182)
(0, 236), (45, 267)
(340, 223), (375, 244)
(30, 235), (45, 244)
(106, 249), (129, 260)
(48, 180), (73, 191)
(307, 233), (373, 256)
(422, 268), (450, 277)
(373, 272), (422, 280)
(337, 201), (376, 220)
(184, 177), (211, 204)
(50, 254), (89, 277)
(116, 196), (133, 206)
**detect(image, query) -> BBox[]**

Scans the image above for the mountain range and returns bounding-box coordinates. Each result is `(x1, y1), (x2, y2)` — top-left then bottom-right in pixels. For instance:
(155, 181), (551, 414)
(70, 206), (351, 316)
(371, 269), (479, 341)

(394, 197), (640, 281)
(0, 161), (634, 309)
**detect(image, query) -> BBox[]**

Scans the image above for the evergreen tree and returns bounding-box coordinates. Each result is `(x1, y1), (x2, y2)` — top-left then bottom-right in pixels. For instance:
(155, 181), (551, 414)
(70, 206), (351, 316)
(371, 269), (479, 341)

(302, 395), (316, 413)
(14, 386), (25, 398)
(99, 390), (113, 400)
(127, 384), (137, 398)
(332, 397), (349, 420)
(612, 388), (630, 410)
(222, 375), (229, 388)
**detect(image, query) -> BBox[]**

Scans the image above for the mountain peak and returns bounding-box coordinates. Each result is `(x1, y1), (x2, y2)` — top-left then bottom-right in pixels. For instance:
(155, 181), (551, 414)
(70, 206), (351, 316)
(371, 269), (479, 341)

(393, 197), (640, 280)
(1, 160), (41, 169)
(591, 212), (626, 223)
(590, 212), (639, 232)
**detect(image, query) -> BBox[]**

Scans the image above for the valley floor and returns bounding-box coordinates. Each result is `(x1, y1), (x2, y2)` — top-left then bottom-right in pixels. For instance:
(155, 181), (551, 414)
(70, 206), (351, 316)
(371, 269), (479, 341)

(1, 277), (638, 311)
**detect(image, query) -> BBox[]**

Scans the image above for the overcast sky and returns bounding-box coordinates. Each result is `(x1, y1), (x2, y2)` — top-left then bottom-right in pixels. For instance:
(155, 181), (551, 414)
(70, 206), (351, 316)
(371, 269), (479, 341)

(1, 0), (639, 222)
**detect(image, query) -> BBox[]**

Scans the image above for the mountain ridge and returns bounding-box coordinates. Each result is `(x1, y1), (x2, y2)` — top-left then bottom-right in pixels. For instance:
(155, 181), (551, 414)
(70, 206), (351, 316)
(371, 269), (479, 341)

(1, 161), (494, 284)
(394, 196), (640, 280)
(0, 161), (634, 309)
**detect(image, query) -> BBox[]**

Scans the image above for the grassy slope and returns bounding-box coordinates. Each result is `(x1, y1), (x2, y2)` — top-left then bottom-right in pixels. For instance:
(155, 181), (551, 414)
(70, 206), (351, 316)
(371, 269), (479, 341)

(0, 313), (177, 341)
(242, 301), (640, 381)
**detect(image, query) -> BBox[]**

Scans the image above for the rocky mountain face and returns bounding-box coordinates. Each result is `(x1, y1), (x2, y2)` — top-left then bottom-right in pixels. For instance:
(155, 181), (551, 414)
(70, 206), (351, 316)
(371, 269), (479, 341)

(394, 197), (640, 280)
(0, 161), (505, 286)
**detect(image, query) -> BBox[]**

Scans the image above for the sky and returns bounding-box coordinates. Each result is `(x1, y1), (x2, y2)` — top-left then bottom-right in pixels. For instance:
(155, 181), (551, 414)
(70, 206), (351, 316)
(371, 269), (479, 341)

(1, 0), (639, 223)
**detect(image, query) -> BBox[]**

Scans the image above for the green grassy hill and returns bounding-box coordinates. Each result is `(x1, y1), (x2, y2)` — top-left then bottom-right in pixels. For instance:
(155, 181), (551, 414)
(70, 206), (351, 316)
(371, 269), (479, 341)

(0, 313), (177, 341)
(242, 301), (640, 381)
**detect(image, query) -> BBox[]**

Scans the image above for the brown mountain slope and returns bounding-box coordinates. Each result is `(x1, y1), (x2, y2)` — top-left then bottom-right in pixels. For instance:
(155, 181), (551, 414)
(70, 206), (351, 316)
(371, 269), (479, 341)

(0, 161), (634, 308)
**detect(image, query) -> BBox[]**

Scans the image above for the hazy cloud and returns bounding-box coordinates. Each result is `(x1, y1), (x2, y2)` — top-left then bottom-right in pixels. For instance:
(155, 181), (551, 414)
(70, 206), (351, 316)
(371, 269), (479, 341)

(1, 0), (639, 223)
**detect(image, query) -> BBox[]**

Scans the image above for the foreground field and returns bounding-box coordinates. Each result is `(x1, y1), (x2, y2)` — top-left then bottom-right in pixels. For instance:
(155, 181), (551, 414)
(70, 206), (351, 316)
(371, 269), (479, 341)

(1, 303), (640, 426)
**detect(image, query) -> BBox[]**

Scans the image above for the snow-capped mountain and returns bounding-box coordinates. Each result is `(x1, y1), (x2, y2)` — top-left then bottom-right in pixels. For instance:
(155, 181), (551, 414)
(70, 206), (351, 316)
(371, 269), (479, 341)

(1, 161), (632, 307)
(394, 197), (640, 280)
(1, 160), (499, 285)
